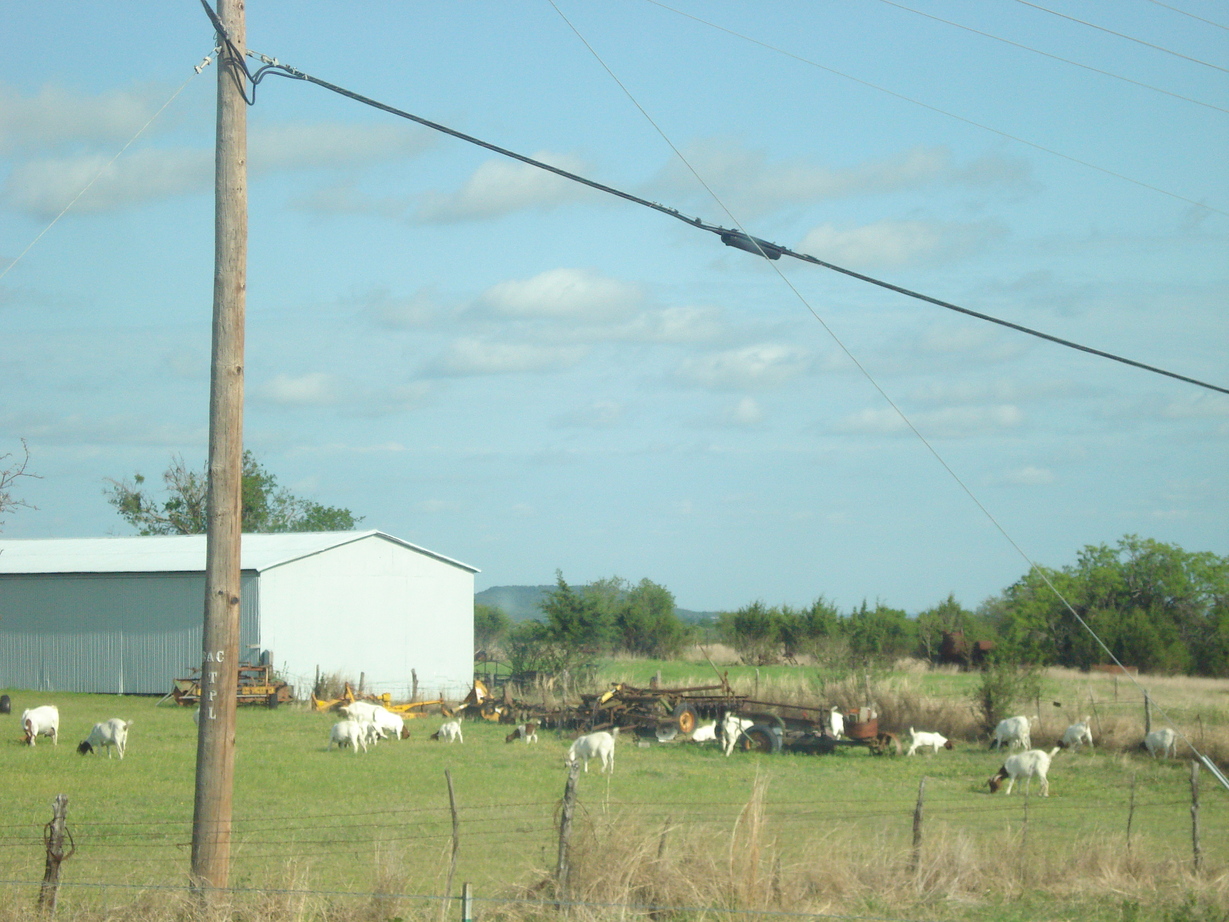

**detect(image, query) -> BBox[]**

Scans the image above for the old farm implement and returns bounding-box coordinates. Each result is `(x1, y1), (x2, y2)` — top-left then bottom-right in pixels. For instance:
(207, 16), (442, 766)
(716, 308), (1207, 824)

(171, 661), (293, 708)
(310, 681), (449, 719)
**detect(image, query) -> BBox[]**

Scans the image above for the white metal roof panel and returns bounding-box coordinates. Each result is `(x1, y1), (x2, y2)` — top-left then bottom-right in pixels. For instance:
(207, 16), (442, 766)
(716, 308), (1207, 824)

(0, 530), (478, 575)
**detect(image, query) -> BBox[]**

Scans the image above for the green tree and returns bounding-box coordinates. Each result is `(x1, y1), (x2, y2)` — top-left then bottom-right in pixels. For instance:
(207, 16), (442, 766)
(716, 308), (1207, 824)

(845, 601), (914, 666)
(718, 601), (784, 665)
(105, 452), (362, 535)
(993, 536), (1229, 676)
(617, 578), (690, 658)
(474, 603), (512, 655)
(540, 571), (614, 652)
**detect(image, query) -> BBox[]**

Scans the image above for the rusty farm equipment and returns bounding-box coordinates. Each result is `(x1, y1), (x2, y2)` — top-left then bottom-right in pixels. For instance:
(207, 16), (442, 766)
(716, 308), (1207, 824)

(171, 661), (293, 709)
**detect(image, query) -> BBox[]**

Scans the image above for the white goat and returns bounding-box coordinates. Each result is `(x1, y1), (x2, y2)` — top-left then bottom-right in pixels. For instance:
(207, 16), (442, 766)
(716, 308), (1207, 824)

(328, 719), (369, 753)
(992, 715), (1034, 751)
(1060, 717), (1094, 751)
(906, 728), (953, 756)
(721, 713), (755, 757)
(690, 721), (717, 743)
(371, 706), (407, 741)
(339, 701), (382, 722)
(21, 705), (59, 746)
(566, 730), (616, 774)
(432, 719), (463, 743)
(828, 706), (845, 739)
(988, 747), (1061, 796)
(1144, 727), (1178, 759)
(77, 718), (133, 759)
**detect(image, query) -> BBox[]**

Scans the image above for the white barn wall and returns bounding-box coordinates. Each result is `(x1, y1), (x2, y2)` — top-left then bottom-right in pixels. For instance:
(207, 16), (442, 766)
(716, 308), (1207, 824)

(258, 535), (474, 700)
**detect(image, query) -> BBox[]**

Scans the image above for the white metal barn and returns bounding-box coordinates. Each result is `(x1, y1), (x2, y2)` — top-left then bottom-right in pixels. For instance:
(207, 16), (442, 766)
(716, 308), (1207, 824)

(0, 531), (478, 699)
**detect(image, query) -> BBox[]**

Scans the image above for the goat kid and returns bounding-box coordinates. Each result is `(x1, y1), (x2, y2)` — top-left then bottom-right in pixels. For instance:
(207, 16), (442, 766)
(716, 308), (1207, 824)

(21, 705), (59, 747)
(505, 722), (539, 744)
(431, 719), (464, 743)
(328, 719), (370, 753)
(906, 728), (953, 756)
(828, 706), (845, 739)
(565, 729), (616, 774)
(1060, 717), (1094, 751)
(988, 746), (1061, 797)
(77, 718), (133, 759)
(720, 713), (755, 757)
(992, 714), (1035, 751)
(1144, 727), (1178, 759)
(690, 721), (717, 743)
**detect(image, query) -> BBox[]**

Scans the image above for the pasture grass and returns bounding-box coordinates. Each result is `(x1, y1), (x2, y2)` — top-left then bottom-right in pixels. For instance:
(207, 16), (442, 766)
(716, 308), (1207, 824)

(0, 660), (1226, 922)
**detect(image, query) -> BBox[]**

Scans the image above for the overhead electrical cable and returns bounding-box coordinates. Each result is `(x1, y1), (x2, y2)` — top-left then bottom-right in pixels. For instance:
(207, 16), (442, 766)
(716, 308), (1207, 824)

(197, 42), (1228, 394)
(1013, 0), (1229, 72)
(643, 0), (1228, 219)
(1144, 0), (1229, 31)
(874, 0), (1228, 113)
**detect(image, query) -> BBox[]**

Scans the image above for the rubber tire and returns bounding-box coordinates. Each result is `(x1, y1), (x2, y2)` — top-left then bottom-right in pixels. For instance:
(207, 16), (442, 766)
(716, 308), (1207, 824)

(673, 703), (698, 735)
(740, 724), (782, 754)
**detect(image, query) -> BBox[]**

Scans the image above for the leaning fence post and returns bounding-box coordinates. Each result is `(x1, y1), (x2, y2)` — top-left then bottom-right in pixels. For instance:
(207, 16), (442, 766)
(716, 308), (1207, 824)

(1190, 760), (1202, 874)
(442, 770), (460, 922)
(555, 761), (581, 907)
(910, 777), (926, 876)
(37, 794), (73, 915)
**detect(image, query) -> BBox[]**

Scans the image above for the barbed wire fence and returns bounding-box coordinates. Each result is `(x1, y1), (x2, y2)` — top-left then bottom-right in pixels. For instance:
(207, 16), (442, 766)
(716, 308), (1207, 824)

(4, 756), (1220, 921)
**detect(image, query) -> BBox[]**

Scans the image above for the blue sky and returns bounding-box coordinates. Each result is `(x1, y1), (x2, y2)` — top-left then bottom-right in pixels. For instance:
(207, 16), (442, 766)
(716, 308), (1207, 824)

(2, 1), (1225, 615)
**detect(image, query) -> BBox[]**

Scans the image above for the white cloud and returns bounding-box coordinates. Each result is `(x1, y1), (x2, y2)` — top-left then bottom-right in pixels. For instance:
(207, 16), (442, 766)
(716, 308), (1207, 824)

(430, 338), (588, 376)
(249, 122), (433, 172)
(3, 148), (212, 216)
(799, 219), (1002, 270)
(253, 373), (343, 407)
(416, 151), (592, 222)
(837, 404), (1023, 438)
(612, 305), (724, 344)
(0, 82), (176, 154)
(680, 344), (810, 390)
(554, 400), (624, 428)
(1001, 465), (1055, 486)
(729, 397), (764, 426)
(359, 287), (440, 329)
(480, 268), (642, 322)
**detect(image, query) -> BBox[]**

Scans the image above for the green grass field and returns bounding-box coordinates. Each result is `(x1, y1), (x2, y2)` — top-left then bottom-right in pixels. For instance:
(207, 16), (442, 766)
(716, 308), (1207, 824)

(1, 661), (1226, 922)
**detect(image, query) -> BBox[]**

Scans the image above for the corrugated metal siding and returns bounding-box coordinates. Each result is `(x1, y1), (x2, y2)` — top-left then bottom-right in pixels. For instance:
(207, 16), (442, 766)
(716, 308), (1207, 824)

(0, 572), (262, 694)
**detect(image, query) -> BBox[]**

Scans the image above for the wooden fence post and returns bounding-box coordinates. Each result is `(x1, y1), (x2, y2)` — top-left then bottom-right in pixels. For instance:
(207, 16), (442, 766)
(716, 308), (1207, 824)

(555, 762), (581, 906)
(442, 770), (460, 922)
(910, 777), (926, 876)
(1190, 761), (1202, 874)
(1126, 774), (1136, 853)
(1144, 693), (1152, 735)
(37, 794), (74, 915)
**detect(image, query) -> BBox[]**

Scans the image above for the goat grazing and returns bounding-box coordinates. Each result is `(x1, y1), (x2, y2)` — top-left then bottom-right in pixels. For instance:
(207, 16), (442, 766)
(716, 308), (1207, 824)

(720, 713), (755, 757)
(690, 721), (717, 743)
(431, 719), (463, 743)
(988, 747), (1061, 796)
(992, 715), (1034, 751)
(1060, 717), (1094, 751)
(506, 722), (539, 744)
(566, 730), (616, 774)
(1144, 727), (1178, 759)
(370, 706), (408, 741)
(21, 705), (59, 746)
(77, 718), (133, 759)
(906, 728), (953, 756)
(328, 719), (369, 753)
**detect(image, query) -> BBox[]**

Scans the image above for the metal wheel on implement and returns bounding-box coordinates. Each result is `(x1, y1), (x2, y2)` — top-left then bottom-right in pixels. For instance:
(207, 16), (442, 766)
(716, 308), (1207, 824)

(738, 724), (783, 753)
(672, 703), (698, 735)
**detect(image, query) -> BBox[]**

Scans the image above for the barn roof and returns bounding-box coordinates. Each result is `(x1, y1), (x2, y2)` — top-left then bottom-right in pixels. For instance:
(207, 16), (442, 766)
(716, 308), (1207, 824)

(0, 530), (479, 575)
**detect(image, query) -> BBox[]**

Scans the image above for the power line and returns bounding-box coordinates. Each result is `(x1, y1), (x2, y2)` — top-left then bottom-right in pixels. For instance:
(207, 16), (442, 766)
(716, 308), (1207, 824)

(1144, 0), (1229, 31)
(644, 0), (1228, 219)
(1013, 0), (1229, 72)
(223, 51), (1227, 397)
(873, 0), (1228, 113)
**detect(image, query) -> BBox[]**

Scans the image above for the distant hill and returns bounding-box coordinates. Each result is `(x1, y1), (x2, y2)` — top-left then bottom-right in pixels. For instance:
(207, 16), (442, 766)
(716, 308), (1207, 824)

(475, 584), (721, 624)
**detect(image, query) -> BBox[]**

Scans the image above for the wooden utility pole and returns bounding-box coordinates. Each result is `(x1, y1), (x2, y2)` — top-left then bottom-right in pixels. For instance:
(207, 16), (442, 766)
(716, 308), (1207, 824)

(191, 0), (247, 897)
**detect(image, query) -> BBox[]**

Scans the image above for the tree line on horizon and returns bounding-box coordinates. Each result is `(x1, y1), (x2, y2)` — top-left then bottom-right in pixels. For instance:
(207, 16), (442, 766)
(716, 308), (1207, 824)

(476, 535), (1229, 679)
